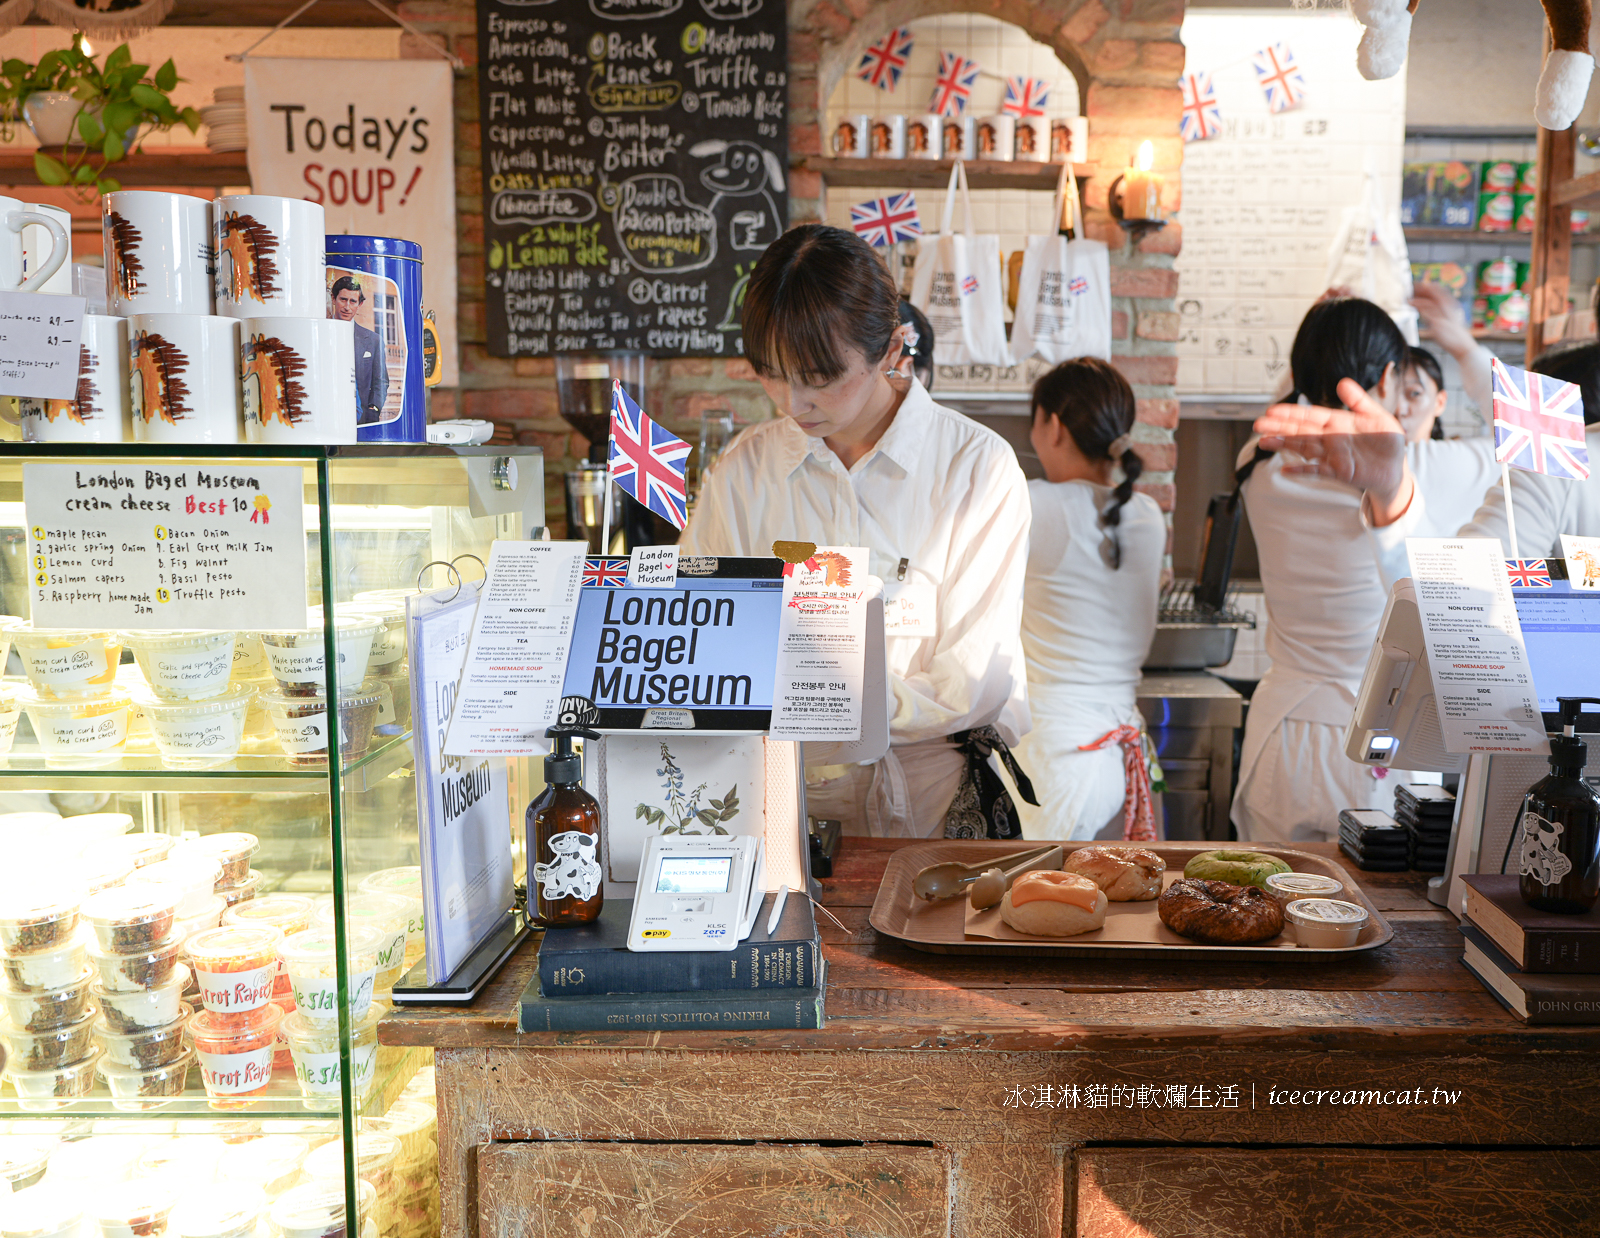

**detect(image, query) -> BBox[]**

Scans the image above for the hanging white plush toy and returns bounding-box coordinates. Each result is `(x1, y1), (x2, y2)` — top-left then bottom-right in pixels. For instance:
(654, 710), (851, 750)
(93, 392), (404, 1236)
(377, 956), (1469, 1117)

(1345, 0), (1594, 131)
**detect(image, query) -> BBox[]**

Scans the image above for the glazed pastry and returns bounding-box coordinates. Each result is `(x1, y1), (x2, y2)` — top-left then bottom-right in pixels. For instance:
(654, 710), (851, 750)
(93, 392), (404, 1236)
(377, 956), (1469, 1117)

(999, 871), (1108, 937)
(1183, 849), (1291, 891)
(1061, 845), (1165, 901)
(1158, 878), (1285, 944)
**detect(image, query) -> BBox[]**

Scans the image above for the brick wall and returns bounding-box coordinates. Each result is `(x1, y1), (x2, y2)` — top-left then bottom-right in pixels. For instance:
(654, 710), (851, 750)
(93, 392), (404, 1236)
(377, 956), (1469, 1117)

(398, 0), (1182, 531)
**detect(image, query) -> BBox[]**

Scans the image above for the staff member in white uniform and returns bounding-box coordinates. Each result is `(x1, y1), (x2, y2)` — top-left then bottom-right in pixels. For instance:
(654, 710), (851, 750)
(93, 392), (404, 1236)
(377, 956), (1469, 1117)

(1012, 358), (1164, 841)
(680, 224), (1033, 839)
(1234, 298), (1498, 845)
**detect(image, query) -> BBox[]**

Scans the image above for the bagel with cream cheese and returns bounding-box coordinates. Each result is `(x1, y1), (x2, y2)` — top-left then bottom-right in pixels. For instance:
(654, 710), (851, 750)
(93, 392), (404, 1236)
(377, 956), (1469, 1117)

(999, 870), (1109, 937)
(1183, 849), (1291, 890)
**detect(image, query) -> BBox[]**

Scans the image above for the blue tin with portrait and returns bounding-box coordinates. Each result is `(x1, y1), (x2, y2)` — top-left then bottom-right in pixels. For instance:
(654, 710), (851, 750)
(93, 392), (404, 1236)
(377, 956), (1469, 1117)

(325, 235), (426, 442)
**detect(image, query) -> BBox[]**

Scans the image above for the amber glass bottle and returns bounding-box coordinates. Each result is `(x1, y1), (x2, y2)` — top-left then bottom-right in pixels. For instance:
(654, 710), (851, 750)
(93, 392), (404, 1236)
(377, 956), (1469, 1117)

(528, 739), (603, 925)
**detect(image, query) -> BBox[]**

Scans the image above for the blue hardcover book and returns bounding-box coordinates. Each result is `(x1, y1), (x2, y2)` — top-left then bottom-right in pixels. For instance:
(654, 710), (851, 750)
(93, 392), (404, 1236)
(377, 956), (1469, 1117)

(518, 959), (827, 1031)
(538, 893), (820, 995)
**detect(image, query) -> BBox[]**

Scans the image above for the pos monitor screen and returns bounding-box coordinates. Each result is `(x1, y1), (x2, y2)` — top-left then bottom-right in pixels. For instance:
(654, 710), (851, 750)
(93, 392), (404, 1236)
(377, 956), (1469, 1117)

(1512, 576), (1600, 731)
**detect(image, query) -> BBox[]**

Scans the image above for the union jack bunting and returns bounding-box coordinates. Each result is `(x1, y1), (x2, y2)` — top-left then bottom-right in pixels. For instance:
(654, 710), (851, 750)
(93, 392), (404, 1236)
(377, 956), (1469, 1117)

(1506, 560), (1554, 588)
(960, 274), (979, 296)
(856, 27), (913, 91)
(1251, 42), (1307, 114)
(582, 557), (630, 588)
(850, 192), (922, 247)
(1491, 358), (1590, 480)
(609, 380), (692, 529)
(929, 51), (981, 117)
(1001, 75), (1050, 119)
(1180, 71), (1222, 143)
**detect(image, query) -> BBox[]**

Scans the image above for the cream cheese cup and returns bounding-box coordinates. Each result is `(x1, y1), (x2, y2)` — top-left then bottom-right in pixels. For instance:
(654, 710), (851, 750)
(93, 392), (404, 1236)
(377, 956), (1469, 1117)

(1264, 871), (1345, 909)
(1285, 898), (1369, 948)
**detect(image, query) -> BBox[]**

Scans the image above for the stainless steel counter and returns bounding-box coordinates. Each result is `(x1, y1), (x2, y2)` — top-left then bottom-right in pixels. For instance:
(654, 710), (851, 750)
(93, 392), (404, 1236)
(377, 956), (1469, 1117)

(1137, 671), (1245, 842)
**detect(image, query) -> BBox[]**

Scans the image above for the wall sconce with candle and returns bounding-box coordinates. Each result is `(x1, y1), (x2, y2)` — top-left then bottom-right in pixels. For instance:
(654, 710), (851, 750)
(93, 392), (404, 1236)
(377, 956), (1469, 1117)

(1107, 140), (1167, 247)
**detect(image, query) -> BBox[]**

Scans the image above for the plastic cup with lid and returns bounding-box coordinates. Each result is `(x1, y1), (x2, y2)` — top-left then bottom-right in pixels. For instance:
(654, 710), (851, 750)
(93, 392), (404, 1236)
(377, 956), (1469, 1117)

(85, 932), (181, 992)
(92, 1181), (178, 1236)
(3, 1045), (99, 1110)
(357, 867), (423, 964)
(103, 832), (179, 870)
(20, 689), (131, 764)
(0, 1004), (96, 1070)
(188, 1004), (284, 1107)
(168, 1186), (267, 1238)
(257, 613), (384, 697)
(121, 630), (237, 700)
(136, 683), (256, 767)
(130, 856), (223, 917)
(172, 832), (259, 884)
(9, 625), (122, 699)
(313, 892), (410, 989)
(216, 869), (266, 909)
(81, 885), (178, 955)
(0, 884), (82, 956)
(0, 964), (93, 1032)
(270, 1179), (376, 1238)
(1, 931), (88, 992)
(0, 1137), (54, 1194)
(259, 685), (384, 767)
(96, 1044), (194, 1112)
(0, 1183), (82, 1238)
(1285, 897), (1371, 948)
(281, 1002), (384, 1110)
(94, 1002), (191, 1069)
(213, 1133), (310, 1199)
(185, 923), (283, 1018)
(93, 963), (189, 1032)
(278, 925), (384, 1022)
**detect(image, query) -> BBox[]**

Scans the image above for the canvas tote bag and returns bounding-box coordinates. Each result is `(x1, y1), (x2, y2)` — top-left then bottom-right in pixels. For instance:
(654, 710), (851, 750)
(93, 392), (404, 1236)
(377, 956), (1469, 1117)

(1009, 161), (1112, 363)
(911, 160), (1011, 365)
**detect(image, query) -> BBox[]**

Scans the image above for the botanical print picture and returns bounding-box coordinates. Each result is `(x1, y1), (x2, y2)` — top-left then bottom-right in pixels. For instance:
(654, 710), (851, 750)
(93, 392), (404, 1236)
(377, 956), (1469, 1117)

(600, 734), (766, 883)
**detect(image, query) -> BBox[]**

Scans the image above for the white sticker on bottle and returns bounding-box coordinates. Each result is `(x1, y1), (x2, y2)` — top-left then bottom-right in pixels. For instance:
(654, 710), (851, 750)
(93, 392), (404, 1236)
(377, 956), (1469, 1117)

(289, 967), (376, 1020)
(19, 639), (110, 688)
(193, 961), (277, 1013)
(292, 1041), (377, 1096)
(883, 582), (937, 637)
(195, 1045), (275, 1095)
(272, 709), (329, 754)
(533, 829), (601, 903)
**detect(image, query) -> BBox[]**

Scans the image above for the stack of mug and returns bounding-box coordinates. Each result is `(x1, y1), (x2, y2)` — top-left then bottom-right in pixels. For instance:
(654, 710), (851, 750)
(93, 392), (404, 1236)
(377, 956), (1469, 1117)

(832, 113), (1087, 164)
(20, 190), (360, 446)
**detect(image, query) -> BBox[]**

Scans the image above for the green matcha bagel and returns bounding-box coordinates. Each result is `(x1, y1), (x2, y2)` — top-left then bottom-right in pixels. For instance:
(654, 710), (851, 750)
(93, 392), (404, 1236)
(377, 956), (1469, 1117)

(1183, 849), (1292, 890)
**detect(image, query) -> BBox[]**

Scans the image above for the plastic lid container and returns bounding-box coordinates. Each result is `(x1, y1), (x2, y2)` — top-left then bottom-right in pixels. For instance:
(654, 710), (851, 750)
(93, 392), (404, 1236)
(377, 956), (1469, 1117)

(0, 965), (93, 1033)
(93, 963), (189, 1033)
(20, 690), (131, 762)
(91, 1181), (178, 1237)
(226, 892), (315, 936)
(82, 855), (135, 895)
(81, 886), (178, 954)
(0, 1184), (82, 1237)
(259, 687), (383, 767)
(364, 1098), (438, 1180)
(280, 1003), (383, 1109)
(313, 892), (410, 988)
(173, 833), (260, 885)
(1264, 871), (1345, 907)
(3, 1047), (99, 1110)
(332, 602), (405, 671)
(1286, 897), (1371, 949)
(168, 1187), (266, 1238)
(303, 1129), (398, 1187)
(278, 925), (384, 1022)
(121, 630), (237, 701)
(257, 616), (383, 697)
(87, 934), (182, 993)
(230, 631), (272, 682)
(0, 1138), (52, 1194)
(136, 684), (256, 767)
(185, 924), (283, 1018)
(188, 1005), (284, 1106)
(0, 1004), (96, 1070)
(1, 934), (88, 993)
(94, 1003), (191, 1069)
(269, 1180), (376, 1238)
(95, 1047), (194, 1111)
(55, 812), (133, 853)
(10, 626), (122, 699)
(216, 869), (265, 909)
(131, 857), (223, 917)
(0, 887), (81, 956)
(103, 833), (179, 870)
(174, 895), (226, 943)
(213, 1134), (310, 1197)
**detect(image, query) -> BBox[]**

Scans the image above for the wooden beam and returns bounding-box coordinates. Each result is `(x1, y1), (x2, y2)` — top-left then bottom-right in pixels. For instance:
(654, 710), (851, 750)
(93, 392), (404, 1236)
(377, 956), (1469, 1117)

(1527, 122), (1575, 364)
(1553, 168), (1600, 208)
(23, 0), (399, 25)
(805, 157), (1091, 191)
(0, 149), (247, 188)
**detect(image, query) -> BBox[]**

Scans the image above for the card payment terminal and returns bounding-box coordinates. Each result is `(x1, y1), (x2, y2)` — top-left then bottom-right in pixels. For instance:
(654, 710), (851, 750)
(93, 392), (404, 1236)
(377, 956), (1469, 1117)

(626, 834), (766, 951)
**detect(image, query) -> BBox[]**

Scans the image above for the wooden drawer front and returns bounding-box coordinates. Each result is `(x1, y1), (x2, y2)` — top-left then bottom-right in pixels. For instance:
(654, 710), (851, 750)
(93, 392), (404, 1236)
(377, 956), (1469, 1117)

(480, 1142), (952, 1238)
(1077, 1148), (1600, 1237)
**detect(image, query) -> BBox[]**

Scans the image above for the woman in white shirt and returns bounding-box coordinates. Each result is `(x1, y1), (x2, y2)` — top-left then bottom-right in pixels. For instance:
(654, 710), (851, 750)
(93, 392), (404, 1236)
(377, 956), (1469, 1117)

(680, 224), (1033, 839)
(1011, 358), (1165, 841)
(1233, 298), (1497, 845)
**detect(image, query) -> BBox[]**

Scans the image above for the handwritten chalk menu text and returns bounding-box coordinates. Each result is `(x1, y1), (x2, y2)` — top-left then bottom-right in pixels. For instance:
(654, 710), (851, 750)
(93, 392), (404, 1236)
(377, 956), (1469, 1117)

(478, 0), (788, 358)
(24, 462), (309, 630)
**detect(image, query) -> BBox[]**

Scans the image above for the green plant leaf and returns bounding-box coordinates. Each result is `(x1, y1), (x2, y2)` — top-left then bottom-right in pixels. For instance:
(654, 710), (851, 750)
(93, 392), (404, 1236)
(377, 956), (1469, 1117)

(154, 59), (176, 91)
(178, 107), (201, 133)
(31, 152), (67, 185)
(104, 44), (132, 72)
(103, 101), (139, 135)
(97, 176), (120, 194)
(76, 112), (102, 144)
(73, 163), (95, 184)
(129, 84), (163, 110)
(101, 130), (124, 163)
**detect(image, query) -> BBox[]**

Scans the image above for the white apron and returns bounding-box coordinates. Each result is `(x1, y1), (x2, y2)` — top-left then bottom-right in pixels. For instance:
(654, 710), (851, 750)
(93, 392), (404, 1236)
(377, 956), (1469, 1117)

(1013, 684), (1145, 841)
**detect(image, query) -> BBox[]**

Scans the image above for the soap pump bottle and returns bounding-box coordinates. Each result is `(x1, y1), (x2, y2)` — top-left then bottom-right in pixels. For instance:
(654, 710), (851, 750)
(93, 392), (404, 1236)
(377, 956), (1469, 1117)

(1519, 695), (1600, 914)
(527, 718), (604, 927)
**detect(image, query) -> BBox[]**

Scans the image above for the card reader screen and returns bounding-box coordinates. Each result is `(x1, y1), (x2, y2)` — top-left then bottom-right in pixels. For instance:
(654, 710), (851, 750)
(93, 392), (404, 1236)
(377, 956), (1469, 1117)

(655, 856), (733, 894)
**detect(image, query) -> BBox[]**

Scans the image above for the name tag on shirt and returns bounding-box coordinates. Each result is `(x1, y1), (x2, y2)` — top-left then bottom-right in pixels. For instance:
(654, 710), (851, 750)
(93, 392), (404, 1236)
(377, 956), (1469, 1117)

(883, 582), (936, 637)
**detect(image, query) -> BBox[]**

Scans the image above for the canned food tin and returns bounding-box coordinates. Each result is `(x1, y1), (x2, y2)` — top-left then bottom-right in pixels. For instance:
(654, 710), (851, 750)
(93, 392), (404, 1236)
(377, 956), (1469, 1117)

(325, 235), (426, 443)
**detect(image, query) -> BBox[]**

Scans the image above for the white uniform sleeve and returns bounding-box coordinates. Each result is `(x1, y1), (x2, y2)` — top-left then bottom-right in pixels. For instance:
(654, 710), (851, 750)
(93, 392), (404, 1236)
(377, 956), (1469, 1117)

(1459, 469), (1566, 559)
(678, 461), (746, 556)
(889, 448), (1033, 745)
(1459, 343), (1494, 416)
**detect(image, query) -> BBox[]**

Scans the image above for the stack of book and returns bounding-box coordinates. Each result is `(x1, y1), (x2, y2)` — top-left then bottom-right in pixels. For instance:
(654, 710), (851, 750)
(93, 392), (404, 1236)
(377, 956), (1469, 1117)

(1459, 874), (1600, 1024)
(518, 891), (826, 1031)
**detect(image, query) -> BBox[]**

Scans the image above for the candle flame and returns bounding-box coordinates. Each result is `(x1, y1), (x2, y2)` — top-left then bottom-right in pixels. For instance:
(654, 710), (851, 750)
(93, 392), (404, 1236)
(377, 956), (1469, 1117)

(1136, 140), (1154, 172)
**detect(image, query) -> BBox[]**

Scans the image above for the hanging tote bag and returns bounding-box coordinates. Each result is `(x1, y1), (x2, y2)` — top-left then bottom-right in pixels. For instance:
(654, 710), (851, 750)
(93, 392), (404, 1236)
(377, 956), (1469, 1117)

(1009, 161), (1112, 363)
(910, 160), (1011, 366)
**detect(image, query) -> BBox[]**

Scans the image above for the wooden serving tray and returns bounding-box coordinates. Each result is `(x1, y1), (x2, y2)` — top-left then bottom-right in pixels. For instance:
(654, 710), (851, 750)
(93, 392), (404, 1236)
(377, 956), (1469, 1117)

(868, 841), (1394, 960)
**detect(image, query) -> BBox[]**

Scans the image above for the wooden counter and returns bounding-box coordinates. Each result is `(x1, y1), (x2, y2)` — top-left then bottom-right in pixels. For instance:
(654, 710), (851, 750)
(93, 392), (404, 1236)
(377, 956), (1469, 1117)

(381, 839), (1600, 1237)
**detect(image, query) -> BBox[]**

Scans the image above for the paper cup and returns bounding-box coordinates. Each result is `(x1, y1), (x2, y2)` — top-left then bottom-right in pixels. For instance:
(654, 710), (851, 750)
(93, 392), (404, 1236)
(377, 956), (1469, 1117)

(20, 314), (131, 443)
(214, 194), (327, 319)
(102, 191), (213, 316)
(128, 314), (242, 444)
(241, 316), (358, 444)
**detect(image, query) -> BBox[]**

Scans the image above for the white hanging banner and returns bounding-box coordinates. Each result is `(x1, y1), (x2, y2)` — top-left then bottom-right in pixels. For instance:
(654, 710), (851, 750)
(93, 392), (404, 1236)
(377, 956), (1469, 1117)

(244, 58), (459, 386)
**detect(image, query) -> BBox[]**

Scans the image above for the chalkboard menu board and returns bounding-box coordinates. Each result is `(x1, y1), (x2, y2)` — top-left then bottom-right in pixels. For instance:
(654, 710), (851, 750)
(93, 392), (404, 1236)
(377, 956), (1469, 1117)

(477, 0), (789, 359)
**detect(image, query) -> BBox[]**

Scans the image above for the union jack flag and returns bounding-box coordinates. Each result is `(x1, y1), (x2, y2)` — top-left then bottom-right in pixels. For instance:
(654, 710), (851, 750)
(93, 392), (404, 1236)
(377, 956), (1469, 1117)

(1251, 42), (1307, 114)
(1506, 560), (1554, 588)
(609, 380), (692, 530)
(1001, 76), (1050, 120)
(856, 27), (913, 91)
(850, 192), (921, 247)
(960, 274), (979, 296)
(582, 557), (630, 588)
(929, 51), (980, 117)
(1180, 71), (1222, 143)
(1492, 358), (1590, 480)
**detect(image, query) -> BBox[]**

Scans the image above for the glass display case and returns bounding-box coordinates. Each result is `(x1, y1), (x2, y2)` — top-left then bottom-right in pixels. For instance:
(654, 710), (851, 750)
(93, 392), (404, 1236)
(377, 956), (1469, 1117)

(0, 443), (544, 1237)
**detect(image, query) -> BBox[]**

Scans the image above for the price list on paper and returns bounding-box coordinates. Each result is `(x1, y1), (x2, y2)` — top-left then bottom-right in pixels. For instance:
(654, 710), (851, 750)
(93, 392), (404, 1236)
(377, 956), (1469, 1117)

(23, 462), (308, 630)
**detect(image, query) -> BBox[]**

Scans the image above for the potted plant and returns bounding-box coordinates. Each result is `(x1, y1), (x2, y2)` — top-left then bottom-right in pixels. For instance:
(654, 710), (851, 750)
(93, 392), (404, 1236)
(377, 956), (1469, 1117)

(0, 37), (201, 196)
